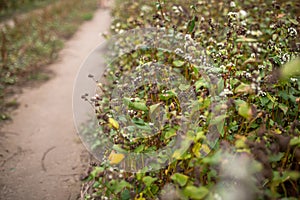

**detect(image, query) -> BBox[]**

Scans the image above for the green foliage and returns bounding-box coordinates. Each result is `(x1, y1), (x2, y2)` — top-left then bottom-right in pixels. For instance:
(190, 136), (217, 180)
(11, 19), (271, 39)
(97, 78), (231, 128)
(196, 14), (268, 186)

(82, 0), (300, 199)
(0, 0), (57, 20)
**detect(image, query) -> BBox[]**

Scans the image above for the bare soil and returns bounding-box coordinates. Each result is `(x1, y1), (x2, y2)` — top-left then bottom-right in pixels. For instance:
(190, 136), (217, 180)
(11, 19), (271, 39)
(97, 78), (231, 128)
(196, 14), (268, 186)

(0, 8), (111, 200)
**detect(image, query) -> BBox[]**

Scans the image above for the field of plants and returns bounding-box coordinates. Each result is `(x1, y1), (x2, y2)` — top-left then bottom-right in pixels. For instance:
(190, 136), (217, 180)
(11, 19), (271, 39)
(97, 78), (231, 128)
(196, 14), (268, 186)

(81, 0), (300, 200)
(0, 0), (98, 120)
(0, 0), (58, 20)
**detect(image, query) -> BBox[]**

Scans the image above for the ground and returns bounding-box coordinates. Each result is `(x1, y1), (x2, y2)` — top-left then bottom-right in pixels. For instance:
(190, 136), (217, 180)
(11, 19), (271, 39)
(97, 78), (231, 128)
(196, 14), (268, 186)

(0, 8), (111, 200)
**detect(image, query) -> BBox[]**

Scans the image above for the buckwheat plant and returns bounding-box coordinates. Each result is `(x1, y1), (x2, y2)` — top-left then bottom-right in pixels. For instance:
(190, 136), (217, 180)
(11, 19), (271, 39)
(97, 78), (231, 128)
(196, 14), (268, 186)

(74, 0), (300, 199)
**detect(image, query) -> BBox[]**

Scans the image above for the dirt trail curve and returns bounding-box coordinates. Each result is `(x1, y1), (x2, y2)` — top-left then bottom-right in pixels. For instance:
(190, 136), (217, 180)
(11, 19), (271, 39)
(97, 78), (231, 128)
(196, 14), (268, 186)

(0, 8), (111, 200)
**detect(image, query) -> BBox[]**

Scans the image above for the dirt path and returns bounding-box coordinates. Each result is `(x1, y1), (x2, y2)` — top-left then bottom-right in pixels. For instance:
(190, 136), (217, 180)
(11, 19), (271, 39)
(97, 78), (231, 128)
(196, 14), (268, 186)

(0, 8), (111, 200)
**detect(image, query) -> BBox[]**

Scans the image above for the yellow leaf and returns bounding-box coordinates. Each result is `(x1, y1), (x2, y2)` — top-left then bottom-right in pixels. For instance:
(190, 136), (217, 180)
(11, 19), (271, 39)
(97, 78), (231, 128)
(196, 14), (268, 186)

(192, 143), (201, 158)
(135, 193), (146, 200)
(235, 83), (254, 94)
(200, 144), (211, 155)
(275, 128), (282, 134)
(108, 118), (119, 130)
(172, 150), (181, 159)
(108, 151), (124, 165)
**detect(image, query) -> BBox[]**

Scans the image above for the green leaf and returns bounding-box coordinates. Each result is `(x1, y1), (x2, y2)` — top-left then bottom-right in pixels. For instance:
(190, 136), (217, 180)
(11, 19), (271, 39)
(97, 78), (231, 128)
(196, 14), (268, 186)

(202, 150), (222, 164)
(278, 103), (288, 114)
(183, 185), (209, 199)
(179, 84), (190, 91)
(142, 176), (157, 187)
(134, 144), (145, 153)
(90, 166), (104, 179)
(171, 173), (189, 187)
(238, 102), (252, 120)
(195, 79), (208, 91)
(123, 97), (148, 111)
(159, 90), (177, 100)
(281, 58), (300, 79)
(114, 180), (132, 193)
(131, 102), (148, 111)
(210, 114), (227, 125)
(217, 122), (225, 137)
(289, 18), (299, 25)
(210, 114), (226, 137)
(172, 138), (192, 160)
(149, 103), (162, 115)
(259, 96), (270, 106)
(187, 17), (196, 33)
(132, 117), (146, 125)
(266, 92), (276, 103)
(112, 144), (127, 153)
(121, 189), (131, 200)
(273, 171), (300, 184)
(290, 136), (300, 147)
(173, 60), (185, 67)
(269, 152), (285, 162)
(151, 184), (160, 195)
(164, 128), (177, 139)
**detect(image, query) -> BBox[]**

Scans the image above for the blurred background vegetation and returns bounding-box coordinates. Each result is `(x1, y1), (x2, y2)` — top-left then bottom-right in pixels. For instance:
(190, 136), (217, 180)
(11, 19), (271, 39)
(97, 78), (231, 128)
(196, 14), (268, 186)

(0, 0), (98, 121)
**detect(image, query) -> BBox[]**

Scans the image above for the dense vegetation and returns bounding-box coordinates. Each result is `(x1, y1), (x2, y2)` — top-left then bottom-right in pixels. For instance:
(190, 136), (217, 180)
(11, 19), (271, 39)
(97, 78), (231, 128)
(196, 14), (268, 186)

(0, 0), (58, 20)
(0, 0), (98, 121)
(81, 0), (300, 199)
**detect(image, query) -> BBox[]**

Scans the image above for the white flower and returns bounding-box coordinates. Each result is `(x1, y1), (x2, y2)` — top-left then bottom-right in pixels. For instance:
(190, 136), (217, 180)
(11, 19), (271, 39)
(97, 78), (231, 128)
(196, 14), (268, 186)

(257, 90), (266, 97)
(184, 55), (193, 62)
(227, 12), (238, 20)
(172, 6), (180, 14)
(258, 65), (265, 70)
(214, 193), (223, 200)
(250, 30), (263, 37)
(245, 72), (252, 78)
(217, 42), (225, 49)
(288, 27), (297, 37)
(220, 88), (233, 97)
(241, 20), (247, 26)
(239, 10), (248, 19)
(199, 115), (207, 120)
(175, 48), (184, 54)
(220, 65), (226, 71)
(281, 53), (290, 63)
(185, 34), (192, 41)
(230, 1), (236, 8)
(290, 77), (298, 82)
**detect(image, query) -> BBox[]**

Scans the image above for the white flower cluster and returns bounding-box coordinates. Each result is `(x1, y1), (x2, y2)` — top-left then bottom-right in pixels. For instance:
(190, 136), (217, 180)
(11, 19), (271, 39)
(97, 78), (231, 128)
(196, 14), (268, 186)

(290, 77), (298, 82)
(227, 10), (248, 20)
(288, 27), (297, 38)
(175, 48), (184, 54)
(220, 88), (233, 97)
(172, 5), (183, 15)
(257, 90), (266, 97)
